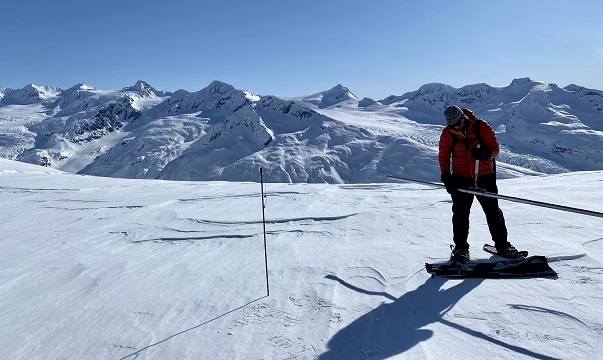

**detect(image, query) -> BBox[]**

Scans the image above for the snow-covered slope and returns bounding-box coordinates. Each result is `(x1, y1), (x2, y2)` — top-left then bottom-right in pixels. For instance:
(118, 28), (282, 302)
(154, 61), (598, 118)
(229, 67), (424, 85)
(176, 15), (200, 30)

(1, 84), (61, 105)
(159, 104), (275, 181)
(372, 78), (603, 173)
(1, 78), (602, 182)
(1, 158), (602, 359)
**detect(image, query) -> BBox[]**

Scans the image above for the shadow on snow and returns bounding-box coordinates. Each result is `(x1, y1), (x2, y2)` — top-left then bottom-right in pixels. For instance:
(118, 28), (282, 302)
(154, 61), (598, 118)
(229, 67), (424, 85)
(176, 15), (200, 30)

(319, 275), (559, 360)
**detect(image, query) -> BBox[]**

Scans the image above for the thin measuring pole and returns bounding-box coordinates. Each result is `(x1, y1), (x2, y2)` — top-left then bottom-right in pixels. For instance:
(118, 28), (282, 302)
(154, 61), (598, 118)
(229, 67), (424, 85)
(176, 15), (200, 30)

(474, 144), (480, 187)
(260, 167), (270, 296)
(386, 174), (603, 219)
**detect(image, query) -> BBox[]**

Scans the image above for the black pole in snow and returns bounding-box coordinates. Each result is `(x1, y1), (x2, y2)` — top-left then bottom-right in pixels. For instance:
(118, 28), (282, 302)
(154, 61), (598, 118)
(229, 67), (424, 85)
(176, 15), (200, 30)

(260, 167), (270, 296)
(386, 174), (603, 219)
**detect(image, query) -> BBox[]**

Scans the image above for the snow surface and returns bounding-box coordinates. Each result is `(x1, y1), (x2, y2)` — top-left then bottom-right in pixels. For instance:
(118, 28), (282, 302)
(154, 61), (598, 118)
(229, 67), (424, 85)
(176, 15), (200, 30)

(1, 158), (602, 359)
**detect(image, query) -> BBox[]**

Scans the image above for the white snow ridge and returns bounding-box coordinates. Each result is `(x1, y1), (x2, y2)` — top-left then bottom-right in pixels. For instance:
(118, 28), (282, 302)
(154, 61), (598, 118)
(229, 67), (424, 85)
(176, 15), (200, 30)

(1, 78), (603, 359)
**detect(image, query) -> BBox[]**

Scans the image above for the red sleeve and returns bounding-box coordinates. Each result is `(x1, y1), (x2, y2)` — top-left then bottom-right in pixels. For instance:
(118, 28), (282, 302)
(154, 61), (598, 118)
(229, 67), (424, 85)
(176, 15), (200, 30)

(438, 128), (453, 173)
(480, 121), (500, 158)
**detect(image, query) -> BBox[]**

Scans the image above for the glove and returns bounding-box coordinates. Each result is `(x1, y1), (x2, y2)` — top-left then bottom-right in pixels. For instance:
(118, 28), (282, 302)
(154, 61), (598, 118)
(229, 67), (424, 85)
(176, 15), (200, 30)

(471, 147), (492, 161)
(440, 172), (456, 194)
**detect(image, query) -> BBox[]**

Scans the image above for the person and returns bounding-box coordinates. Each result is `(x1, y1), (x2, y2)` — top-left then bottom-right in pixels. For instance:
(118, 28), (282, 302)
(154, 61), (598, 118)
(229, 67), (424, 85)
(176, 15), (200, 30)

(438, 105), (518, 262)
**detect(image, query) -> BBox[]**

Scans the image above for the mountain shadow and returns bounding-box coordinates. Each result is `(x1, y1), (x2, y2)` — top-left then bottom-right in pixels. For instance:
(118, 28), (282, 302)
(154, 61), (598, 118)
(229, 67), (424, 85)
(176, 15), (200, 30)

(320, 275), (558, 360)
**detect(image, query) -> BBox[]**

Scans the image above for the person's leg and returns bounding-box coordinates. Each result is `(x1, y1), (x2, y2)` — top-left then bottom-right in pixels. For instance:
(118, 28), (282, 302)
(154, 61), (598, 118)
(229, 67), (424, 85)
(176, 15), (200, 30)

(476, 174), (509, 248)
(451, 191), (474, 249)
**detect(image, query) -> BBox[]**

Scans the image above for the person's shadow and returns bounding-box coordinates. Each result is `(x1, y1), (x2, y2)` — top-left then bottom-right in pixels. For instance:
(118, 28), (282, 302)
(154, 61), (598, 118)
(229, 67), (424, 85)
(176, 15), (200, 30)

(319, 275), (558, 360)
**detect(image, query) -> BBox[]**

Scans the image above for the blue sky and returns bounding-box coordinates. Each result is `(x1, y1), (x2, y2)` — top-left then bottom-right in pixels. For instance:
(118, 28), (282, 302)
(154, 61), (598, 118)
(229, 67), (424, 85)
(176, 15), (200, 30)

(2, 0), (602, 99)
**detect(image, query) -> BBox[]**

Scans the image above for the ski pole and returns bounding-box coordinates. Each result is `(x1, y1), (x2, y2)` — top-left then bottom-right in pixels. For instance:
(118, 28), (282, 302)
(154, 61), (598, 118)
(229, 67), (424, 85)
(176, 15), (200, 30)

(260, 167), (270, 296)
(386, 174), (603, 219)
(474, 144), (480, 188)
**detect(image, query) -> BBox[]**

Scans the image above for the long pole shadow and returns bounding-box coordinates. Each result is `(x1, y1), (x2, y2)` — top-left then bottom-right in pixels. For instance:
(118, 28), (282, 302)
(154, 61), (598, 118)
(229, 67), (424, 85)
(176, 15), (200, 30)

(118, 296), (268, 360)
(439, 318), (560, 360)
(319, 275), (558, 360)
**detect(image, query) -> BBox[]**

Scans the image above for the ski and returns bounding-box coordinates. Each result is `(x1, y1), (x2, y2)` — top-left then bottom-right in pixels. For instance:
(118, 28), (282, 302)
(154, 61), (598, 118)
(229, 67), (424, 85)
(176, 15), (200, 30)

(483, 243), (528, 259)
(426, 255), (557, 278)
(425, 260), (465, 278)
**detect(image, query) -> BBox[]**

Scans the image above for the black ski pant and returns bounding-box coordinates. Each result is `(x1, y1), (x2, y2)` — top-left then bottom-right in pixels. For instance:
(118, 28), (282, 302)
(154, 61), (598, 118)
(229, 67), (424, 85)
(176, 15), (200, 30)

(450, 173), (508, 249)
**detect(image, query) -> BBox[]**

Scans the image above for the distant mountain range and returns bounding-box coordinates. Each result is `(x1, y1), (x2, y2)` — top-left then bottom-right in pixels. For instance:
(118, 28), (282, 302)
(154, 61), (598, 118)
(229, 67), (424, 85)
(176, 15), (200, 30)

(1, 78), (602, 183)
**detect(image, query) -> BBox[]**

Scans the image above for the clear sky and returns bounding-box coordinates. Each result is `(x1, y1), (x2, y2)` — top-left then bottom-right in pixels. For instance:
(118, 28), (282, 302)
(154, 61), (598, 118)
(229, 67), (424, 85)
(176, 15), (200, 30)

(2, 0), (602, 99)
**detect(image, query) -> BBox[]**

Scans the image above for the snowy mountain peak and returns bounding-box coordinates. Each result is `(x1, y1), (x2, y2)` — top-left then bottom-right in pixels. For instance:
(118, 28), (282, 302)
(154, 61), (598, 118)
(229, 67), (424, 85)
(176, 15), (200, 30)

(61, 84), (97, 97)
(23, 84), (61, 94)
(564, 84), (603, 98)
(564, 84), (586, 92)
(325, 84), (358, 100)
(378, 83), (455, 107)
(563, 84), (603, 112)
(510, 77), (533, 85)
(50, 83), (99, 112)
(205, 80), (236, 95)
(358, 97), (380, 107)
(416, 82), (455, 93)
(508, 77), (549, 89)
(67, 83), (96, 91)
(302, 84), (359, 108)
(121, 80), (162, 97)
(1, 84), (61, 104)
(460, 82), (493, 91)
(164, 81), (253, 122)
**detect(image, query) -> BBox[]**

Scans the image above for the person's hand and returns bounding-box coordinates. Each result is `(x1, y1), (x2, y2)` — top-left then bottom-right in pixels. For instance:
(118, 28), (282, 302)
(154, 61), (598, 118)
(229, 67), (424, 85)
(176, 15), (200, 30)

(471, 147), (492, 161)
(441, 172), (456, 194)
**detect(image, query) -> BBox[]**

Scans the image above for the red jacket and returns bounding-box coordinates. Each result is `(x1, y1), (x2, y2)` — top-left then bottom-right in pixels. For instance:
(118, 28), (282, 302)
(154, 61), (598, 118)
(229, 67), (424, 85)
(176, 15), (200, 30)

(438, 108), (499, 178)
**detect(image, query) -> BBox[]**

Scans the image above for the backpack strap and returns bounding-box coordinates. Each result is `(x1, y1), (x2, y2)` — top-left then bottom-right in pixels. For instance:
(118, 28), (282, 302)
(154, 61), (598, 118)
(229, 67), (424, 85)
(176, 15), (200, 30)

(472, 119), (496, 178)
(450, 119), (496, 177)
(473, 119), (483, 145)
(450, 119), (482, 154)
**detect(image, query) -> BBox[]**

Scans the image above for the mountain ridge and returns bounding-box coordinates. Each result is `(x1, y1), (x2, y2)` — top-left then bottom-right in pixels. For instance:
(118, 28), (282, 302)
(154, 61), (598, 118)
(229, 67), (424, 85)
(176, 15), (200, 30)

(0, 78), (601, 183)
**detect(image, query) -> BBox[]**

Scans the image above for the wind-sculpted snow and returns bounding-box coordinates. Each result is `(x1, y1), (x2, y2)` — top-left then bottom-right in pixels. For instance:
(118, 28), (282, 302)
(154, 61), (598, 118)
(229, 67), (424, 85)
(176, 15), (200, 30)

(0, 77), (602, 182)
(1, 158), (602, 359)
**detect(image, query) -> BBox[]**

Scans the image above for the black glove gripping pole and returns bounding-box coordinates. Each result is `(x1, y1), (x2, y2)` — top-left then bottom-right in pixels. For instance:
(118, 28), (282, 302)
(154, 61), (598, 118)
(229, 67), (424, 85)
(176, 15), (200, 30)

(260, 167), (270, 296)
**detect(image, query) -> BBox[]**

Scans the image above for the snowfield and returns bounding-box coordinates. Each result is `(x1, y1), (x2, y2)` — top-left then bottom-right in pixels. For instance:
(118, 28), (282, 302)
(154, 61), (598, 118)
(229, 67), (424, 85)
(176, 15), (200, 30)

(1, 158), (602, 359)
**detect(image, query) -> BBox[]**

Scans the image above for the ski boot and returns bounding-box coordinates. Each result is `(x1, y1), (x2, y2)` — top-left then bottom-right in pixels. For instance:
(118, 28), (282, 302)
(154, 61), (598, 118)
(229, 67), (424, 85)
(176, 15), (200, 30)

(450, 245), (470, 263)
(496, 243), (526, 259)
